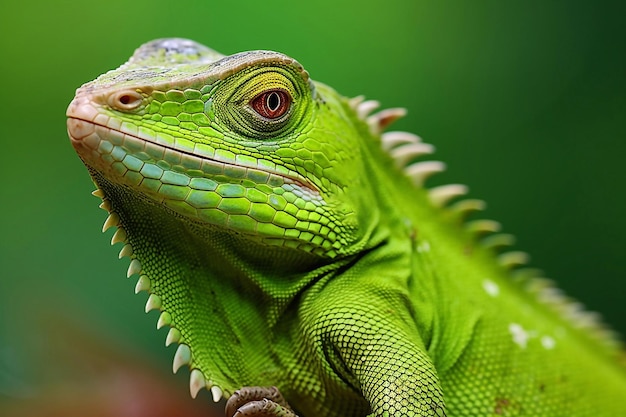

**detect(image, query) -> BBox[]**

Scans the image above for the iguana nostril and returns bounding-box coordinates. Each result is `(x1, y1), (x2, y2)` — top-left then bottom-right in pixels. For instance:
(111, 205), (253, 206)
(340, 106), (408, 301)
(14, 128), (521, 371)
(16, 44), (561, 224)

(108, 90), (143, 110)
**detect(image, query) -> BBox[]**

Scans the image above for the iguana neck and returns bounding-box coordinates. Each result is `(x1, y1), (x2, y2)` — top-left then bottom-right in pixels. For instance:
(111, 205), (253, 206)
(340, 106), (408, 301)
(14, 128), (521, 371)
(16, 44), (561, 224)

(90, 170), (383, 395)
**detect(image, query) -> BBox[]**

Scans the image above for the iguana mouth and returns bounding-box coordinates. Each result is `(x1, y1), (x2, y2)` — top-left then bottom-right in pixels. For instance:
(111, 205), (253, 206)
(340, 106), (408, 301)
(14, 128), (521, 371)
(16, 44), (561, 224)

(67, 96), (320, 198)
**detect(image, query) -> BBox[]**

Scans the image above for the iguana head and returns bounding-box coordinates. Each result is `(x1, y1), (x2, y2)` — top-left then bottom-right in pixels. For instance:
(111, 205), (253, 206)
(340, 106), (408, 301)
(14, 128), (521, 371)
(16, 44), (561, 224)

(67, 38), (396, 402)
(68, 38), (381, 260)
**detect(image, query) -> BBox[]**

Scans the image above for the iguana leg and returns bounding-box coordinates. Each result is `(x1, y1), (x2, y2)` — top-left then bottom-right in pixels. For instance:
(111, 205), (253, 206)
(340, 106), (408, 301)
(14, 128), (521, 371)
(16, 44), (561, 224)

(307, 286), (448, 417)
(225, 386), (298, 417)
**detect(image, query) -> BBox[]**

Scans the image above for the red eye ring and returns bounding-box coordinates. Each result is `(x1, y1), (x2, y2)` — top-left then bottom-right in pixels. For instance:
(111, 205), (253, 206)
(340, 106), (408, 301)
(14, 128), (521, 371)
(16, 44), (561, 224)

(251, 89), (291, 119)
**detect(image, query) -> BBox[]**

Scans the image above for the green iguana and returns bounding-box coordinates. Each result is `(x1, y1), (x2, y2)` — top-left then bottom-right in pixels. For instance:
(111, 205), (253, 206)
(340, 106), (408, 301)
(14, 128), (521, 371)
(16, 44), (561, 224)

(66, 38), (626, 416)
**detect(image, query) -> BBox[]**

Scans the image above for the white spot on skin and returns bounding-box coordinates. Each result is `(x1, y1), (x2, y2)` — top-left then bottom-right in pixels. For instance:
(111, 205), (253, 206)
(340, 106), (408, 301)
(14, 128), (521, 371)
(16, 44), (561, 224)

(417, 240), (431, 253)
(482, 279), (500, 297)
(541, 335), (556, 350)
(509, 323), (532, 349)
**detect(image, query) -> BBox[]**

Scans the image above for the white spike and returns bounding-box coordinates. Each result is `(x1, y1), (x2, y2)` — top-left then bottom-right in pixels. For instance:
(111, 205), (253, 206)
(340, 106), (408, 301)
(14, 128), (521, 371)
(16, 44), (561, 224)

(98, 200), (111, 211)
(481, 233), (516, 250)
(498, 251), (530, 269)
(465, 219), (501, 235)
(102, 212), (120, 232)
(562, 300), (584, 315)
(173, 344), (191, 374)
(166, 328), (181, 346)
(145, 294), (162, 312)
(126, 259), (142, 277)
(524, 277), (555, 294)
(511, 269), (545, 286)
(91, 188), (105, 198)
(428, 184), (468, 207)
(135, 275), (151, 294)
(111, 227), (127, 245)
(189, 369), (206, 399)
(157, 311), (172, 329)
(381, 131), (422, 151)
(590, 328), (618, 348)
(119, 243), (133, 259)
(367, 107), (407, 134)
(390, 143), (435, 168)
(211, 385), (223, 402)
(348, 95), (365, 110)
(356, 100), (380, 119)
(539, 288), (566, 307)
(449, 199), (486, 217)
(572, 311), (602, 329)
(404, 161), (446, 187)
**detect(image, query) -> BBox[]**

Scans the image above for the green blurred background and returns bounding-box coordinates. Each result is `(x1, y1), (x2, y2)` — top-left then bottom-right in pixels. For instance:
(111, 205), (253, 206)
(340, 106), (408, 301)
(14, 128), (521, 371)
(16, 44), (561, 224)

(1, 0), (624, 412)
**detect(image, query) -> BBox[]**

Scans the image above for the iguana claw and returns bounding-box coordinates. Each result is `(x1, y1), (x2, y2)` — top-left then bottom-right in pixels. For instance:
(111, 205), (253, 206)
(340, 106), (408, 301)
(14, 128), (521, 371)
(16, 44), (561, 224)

(225, 386), (297, 417)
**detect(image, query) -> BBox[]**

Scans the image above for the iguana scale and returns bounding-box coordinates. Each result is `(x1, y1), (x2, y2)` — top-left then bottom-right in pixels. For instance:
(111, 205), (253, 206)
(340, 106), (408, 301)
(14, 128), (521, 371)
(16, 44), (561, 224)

(66, 38), (626, 416)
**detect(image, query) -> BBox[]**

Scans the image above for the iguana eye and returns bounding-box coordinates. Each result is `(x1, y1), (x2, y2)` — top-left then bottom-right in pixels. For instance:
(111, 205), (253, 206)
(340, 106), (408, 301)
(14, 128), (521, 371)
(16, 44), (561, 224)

(250, 89), (291, 119)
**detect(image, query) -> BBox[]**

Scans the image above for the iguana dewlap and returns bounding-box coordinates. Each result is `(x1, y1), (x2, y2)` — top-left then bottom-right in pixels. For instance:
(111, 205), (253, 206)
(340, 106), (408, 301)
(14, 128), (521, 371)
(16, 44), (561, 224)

(67, 38), (626, 417)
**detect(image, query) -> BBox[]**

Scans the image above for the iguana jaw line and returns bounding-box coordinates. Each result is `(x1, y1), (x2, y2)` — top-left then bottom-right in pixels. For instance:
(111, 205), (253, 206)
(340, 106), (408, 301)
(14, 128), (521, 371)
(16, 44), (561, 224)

(67, 104), (320, 198)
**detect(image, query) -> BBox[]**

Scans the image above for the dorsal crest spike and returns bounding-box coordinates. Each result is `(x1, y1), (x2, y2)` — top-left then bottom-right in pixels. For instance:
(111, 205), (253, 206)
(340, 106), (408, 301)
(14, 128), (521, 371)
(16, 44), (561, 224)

(449, 199), (487, 219)
(348, 95), (365, 110)
(404, 161), (446, 187)
(481, 233), (516, 251)
(390, 142), (435, 169)
(465, 219), (501, 236)
(381, 131), (422, 151)
(498, 251), (530, 269)
(367, 108), (407, 135)
(523, 276), (555, 293)
(356, 100), (380, 119)
(428, 184), (469, 207)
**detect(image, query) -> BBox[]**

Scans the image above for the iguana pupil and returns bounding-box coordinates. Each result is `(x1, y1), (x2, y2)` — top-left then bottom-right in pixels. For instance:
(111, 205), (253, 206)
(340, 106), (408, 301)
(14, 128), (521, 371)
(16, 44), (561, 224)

(251, 89), (290, 119)
(267, 92), (280, 111)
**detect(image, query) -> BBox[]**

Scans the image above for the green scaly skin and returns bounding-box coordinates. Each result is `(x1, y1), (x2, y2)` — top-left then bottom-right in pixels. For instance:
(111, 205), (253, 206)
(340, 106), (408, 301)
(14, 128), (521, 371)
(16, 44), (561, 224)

(67, 39), (626, 416)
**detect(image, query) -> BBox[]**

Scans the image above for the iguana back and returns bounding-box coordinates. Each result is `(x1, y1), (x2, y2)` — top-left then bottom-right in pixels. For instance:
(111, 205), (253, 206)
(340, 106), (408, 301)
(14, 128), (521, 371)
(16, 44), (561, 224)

(67, 38), (626, 416)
